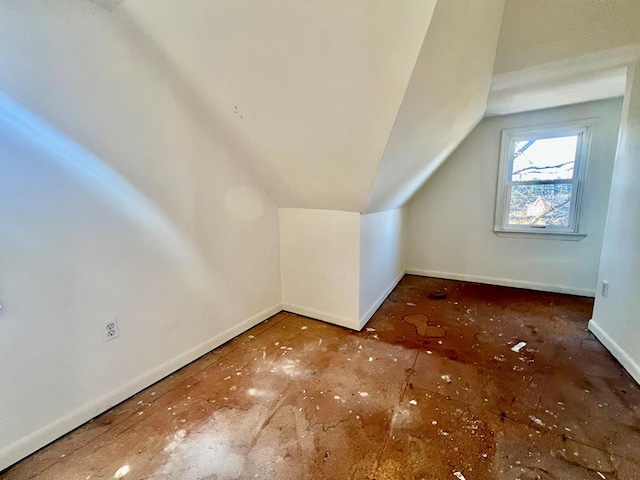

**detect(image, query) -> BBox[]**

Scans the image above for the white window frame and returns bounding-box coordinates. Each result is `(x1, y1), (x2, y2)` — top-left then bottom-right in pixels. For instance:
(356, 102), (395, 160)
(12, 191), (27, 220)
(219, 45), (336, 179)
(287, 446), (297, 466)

(494, 120), (592, 240)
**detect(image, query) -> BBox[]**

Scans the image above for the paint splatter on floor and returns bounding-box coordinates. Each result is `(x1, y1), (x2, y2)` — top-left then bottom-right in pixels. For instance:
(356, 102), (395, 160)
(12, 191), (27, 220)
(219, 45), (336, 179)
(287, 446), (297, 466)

(2, 276), (639, 479)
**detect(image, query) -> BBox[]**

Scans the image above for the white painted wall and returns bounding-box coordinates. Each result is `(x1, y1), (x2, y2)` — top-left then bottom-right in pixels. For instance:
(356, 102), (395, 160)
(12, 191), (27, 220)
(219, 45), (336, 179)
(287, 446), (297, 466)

(280, 208), (407, 330)
(364, 0), (505, 213)
(590, 64), (640, 384)
(359, 208), (407, 326)
(494, 0), (640, 74)
(280, 209), (361, 329)
(407, 98), (623, 296)
(0, 1), (280, 470)
(117, 0), (437, 212)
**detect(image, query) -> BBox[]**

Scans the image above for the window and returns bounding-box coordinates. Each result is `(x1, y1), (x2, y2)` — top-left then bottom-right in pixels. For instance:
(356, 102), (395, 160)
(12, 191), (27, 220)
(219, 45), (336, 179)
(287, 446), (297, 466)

(494, 121), (592, 239)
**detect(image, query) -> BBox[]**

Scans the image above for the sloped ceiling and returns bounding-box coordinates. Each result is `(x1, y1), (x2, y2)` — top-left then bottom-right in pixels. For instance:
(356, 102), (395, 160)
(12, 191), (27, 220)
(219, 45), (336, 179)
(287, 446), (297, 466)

(83, 0), (640, 213)
(115, 0), (438, 212)
(493, 0), (640, 75)
(486, 0), (640, 117)
(111, 0), (507, 213)
(364, 0), (505, 213)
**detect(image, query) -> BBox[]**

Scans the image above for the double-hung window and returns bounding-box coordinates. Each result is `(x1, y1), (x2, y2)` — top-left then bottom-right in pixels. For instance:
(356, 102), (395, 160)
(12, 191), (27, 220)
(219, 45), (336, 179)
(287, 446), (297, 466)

(494, 121), (591, 239)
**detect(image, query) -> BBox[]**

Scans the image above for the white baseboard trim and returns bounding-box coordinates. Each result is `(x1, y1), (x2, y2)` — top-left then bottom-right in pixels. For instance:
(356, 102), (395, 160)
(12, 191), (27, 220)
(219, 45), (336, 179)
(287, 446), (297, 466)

(405, 268), (595, 297)
(0, 303), (283, 472)
(282, 303), (360, 331)
(588, 319), (640, 385)
(358, 270), (405, 330)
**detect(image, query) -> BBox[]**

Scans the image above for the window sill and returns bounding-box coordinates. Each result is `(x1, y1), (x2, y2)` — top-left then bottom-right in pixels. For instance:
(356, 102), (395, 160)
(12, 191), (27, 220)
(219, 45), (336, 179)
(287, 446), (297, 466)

(494, 230), (587, 241)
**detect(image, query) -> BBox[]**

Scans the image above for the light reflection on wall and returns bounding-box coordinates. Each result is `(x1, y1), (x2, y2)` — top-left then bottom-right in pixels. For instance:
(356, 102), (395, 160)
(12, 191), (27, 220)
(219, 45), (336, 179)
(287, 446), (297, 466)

(0, 91), (209, 282)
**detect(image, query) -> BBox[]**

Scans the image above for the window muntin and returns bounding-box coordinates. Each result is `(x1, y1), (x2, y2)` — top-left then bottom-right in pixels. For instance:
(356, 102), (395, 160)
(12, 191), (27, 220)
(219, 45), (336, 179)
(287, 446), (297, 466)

(495, 122), (591, 236)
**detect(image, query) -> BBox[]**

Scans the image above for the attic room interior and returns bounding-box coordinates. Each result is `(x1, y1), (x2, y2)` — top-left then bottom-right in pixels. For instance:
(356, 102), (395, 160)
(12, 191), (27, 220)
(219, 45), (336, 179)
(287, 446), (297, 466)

(1, 0), (640, 478)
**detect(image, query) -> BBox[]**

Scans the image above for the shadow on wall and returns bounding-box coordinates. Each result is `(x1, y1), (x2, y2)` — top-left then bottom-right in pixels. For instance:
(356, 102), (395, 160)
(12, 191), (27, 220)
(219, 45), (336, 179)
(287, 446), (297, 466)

(0, 90), (212, 284)
(114, 8), (298, 200)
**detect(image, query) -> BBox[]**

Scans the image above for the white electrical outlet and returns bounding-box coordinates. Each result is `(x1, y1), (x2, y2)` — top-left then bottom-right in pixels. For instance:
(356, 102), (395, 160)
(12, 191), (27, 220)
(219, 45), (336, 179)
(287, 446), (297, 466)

(601, 280), (609, 298)
(102, 319), (120, 342)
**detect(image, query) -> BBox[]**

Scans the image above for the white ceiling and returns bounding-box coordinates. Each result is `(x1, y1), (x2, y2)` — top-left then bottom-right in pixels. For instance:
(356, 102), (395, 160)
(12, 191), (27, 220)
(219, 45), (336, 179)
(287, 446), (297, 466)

(115, 0), (438, 212)
(486, 66), (628, 117)
(115, 0), (511, 213)
(487, 0), (640, 116)
(364, 0), (505, 213)
(486, 44), (640, 116)
(102, 0), (640, 213)
(494, 0), (640, 75)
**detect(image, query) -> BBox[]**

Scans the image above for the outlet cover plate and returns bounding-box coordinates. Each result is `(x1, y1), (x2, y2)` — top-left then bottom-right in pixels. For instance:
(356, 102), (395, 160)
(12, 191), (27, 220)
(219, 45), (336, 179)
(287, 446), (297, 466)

(102, 319), (120, 342)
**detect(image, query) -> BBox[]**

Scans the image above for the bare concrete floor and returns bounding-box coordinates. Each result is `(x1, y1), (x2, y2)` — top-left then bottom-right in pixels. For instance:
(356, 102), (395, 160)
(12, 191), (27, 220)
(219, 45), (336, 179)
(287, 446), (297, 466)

(3, 275), (640, 479)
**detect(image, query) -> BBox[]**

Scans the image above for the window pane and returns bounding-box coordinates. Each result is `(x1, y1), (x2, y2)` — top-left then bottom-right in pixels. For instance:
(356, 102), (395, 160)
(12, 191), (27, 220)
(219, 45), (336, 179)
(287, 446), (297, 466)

(511, 136), (578, 181)
(508, 184), (572, 227)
